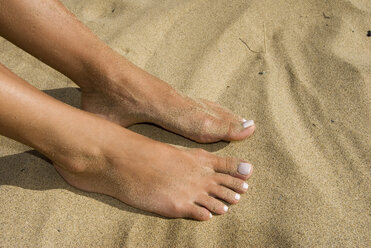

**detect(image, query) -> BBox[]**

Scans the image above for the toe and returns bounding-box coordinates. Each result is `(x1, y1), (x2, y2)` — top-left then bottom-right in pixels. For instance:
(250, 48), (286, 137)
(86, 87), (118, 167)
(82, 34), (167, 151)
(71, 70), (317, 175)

(196, 194), (229, 215)
(223, 119), (255, 141)
(187, 205), (213, 221)
(208, 184), (242, 204)
(193, 115), (227, 143)
(190, 114), (255, 143)
(211, 156), (253, 180)
(213, 173), (249, 193)
(201, 99), (256, 142)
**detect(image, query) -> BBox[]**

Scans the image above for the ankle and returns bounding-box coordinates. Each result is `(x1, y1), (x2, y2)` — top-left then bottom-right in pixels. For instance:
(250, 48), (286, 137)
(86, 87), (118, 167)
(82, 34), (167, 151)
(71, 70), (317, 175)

(52, 142), (103, 174)
(44, 113), (108, 174)
(76, 46), (131, 93)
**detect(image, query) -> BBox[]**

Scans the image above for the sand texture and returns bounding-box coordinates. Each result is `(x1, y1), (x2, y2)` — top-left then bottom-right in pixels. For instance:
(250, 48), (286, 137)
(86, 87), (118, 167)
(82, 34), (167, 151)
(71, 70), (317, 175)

(1, 0), (370, 247)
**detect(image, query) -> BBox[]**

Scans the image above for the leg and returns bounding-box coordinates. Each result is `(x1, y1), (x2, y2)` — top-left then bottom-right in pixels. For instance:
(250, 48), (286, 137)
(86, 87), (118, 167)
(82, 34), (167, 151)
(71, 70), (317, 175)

(0, 64), (253, 220)
(0, 0), (256, 143)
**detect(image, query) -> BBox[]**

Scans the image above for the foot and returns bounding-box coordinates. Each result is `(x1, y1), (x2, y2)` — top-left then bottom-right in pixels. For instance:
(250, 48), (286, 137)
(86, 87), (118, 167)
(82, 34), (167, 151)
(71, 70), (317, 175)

(53, 114), (253, 220)
(80, 57), (255, 143)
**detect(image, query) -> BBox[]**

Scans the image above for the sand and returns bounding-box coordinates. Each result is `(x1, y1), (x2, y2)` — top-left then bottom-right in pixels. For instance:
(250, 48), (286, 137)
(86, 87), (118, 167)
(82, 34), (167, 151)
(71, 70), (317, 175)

(0, 0), (370, 247)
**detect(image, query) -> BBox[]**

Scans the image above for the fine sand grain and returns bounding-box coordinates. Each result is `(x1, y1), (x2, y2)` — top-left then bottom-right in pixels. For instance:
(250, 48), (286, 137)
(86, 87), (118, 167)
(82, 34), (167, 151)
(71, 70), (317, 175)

(1, 0), (370, 247)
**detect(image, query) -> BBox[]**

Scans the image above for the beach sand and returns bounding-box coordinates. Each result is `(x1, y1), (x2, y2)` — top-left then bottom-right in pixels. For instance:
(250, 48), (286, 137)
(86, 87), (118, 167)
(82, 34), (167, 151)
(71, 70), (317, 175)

(0, 0), (370, 247)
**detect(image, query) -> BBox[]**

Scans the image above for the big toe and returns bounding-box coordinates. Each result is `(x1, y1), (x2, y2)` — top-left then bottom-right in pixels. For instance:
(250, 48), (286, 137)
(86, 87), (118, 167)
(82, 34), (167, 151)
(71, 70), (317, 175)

(201, 100), (256, 142)
(193, 149), (253, 180)
(213, 156), (254, 180)
(190, 116), (255, 143)
(226, 118), (256, 141)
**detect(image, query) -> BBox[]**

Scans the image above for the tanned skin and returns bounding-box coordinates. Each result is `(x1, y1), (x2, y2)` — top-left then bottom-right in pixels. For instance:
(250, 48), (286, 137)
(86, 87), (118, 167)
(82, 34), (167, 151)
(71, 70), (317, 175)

(0, 0), (255, 220)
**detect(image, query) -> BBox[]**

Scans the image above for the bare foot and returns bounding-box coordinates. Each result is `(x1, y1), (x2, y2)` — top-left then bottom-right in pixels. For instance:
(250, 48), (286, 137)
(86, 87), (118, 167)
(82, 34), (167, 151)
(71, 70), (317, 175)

(80, 58), (255, 143)
(53, 114), (253, 220)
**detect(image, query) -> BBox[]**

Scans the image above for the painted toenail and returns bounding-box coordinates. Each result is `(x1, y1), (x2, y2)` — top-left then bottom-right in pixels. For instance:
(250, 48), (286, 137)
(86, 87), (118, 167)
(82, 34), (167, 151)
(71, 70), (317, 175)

(238, 162), (252, 175)
(224, 205), (228, 212)
(242, 119), (254, 128)
(235, 193), (241, 200)
(243, 182), (249, 190)
(209, 213), (213, 219)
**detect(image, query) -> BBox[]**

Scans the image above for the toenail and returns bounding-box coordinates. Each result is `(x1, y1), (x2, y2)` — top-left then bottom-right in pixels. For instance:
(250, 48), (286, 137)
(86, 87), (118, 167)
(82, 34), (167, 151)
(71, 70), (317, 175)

(238, 162), (252, 175)
(223, 205), (228, 212)
(242, 119), (254, 128)
(235, 193), (241, 200)
(209, 213), (213, 219)
(243, 182), (249, 190)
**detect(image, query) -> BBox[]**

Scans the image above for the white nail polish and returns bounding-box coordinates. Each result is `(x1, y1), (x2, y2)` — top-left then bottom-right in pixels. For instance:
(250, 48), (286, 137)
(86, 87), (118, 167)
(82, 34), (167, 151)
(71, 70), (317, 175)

(238, 162), (252, 175)
(235, 193), (241, 200)
(243, 182), (249, 190)
(242, 119), (254, 128)
(209, 213), (213, 219)
(223, 205), (228, 212)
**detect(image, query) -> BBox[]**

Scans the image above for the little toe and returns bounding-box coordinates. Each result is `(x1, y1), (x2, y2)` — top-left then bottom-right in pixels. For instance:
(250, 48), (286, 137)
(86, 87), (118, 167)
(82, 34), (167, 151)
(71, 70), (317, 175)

(187, 205), (212, 221)
(196, 194), (229, 215)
